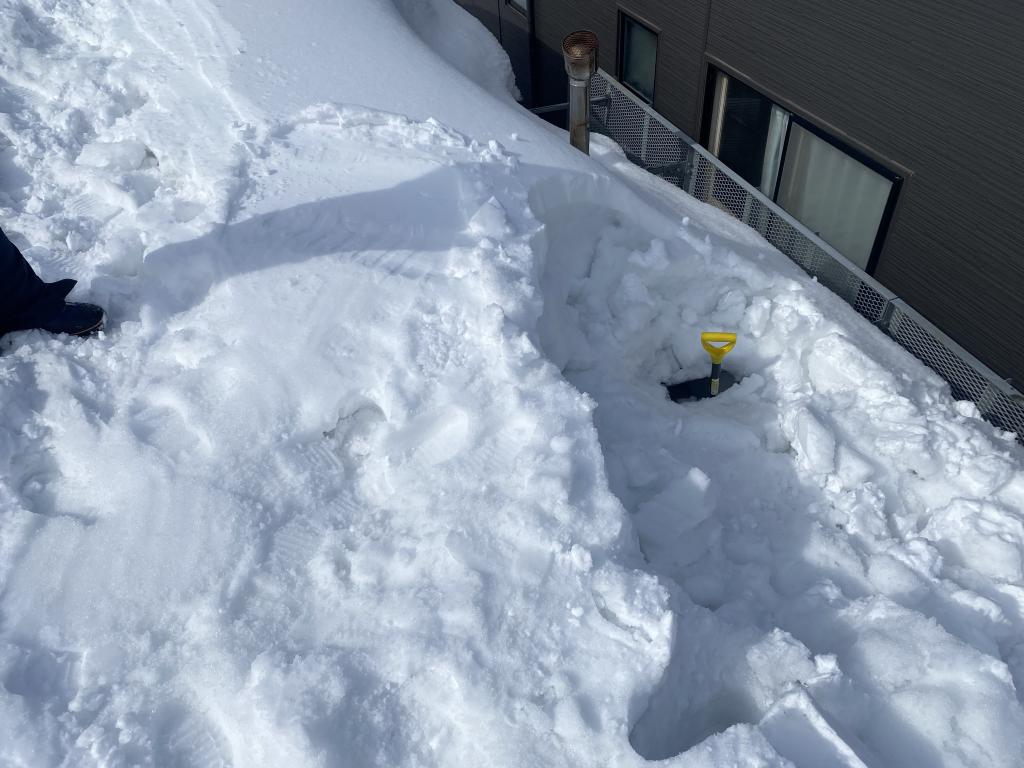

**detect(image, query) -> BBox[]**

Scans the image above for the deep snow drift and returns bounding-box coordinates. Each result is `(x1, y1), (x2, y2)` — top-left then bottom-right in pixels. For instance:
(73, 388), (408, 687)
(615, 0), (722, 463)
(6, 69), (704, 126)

(1, 1), (1023, 766)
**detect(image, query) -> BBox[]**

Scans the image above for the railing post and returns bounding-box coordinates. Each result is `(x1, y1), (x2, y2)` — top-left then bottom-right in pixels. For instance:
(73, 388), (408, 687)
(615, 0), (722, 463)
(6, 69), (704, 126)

(877, 299), (897, 331)
(681, 143), (697, 194)
(977, 381), (1002, 420)
(741, 194), (753, 225)
(641, 114), (650, 165)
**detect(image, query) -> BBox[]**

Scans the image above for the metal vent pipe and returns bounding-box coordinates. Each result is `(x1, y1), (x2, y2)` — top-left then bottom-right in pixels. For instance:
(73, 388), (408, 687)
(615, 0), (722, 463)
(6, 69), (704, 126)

(562, 30), (598, 154)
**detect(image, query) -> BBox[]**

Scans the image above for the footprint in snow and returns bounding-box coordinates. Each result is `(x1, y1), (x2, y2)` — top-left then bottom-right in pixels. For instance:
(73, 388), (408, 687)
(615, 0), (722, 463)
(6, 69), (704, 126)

(391, 406), (472, 467)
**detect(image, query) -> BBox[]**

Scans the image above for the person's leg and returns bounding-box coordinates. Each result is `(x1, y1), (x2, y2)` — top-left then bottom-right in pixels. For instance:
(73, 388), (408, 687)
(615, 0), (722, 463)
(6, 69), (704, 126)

(1, 226), (51, 314)
(0, 226), (95, 335)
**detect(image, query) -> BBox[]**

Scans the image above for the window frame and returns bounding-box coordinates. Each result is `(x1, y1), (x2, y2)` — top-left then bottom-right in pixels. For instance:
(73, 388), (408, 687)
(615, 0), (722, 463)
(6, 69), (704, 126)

(616, 9), (660, 104)
(774, 114), (902, 274)
(702, 65), (902, 276)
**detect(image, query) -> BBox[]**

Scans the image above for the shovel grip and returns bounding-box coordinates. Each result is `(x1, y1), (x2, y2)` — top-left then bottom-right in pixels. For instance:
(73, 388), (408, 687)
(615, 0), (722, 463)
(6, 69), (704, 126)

(701, 332), (737, 365)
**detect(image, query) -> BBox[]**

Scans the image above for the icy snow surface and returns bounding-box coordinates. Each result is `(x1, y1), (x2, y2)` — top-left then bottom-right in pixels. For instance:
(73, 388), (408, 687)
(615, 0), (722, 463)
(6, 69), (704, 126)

(1, 0), (1023, 766)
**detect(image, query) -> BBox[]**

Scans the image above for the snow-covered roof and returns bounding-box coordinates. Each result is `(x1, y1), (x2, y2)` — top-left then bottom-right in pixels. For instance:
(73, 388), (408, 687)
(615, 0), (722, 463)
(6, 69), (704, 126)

(1, 1), (1022, 766)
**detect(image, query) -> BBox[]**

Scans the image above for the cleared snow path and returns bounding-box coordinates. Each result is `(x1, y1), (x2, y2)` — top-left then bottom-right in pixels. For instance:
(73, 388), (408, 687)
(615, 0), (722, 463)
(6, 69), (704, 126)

(1, 0), (1023, 767)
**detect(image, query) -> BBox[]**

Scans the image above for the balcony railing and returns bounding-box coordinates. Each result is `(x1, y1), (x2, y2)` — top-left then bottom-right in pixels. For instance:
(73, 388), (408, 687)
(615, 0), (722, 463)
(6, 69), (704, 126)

(587, 69), (1024, 442)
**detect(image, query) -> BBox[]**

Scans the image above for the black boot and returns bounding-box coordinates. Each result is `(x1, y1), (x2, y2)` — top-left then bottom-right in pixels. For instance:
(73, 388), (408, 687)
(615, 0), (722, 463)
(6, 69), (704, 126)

(39, 302), (105, 336)
(1, 225), (105, 338)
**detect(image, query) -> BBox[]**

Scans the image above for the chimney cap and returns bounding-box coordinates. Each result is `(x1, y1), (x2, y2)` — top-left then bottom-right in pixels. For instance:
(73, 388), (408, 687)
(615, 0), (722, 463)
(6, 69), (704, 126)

(562, 30), (598, 80)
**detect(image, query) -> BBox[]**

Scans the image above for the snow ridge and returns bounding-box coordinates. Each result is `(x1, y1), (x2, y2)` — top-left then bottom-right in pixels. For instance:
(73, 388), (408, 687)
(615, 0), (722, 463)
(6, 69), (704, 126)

(1, 12), (673, 761)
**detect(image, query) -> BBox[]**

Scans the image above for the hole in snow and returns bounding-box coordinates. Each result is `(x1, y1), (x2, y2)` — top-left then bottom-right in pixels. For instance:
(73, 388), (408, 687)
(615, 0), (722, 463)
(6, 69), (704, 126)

(630, 684), (760, 759)
(528, 173), (760, 407)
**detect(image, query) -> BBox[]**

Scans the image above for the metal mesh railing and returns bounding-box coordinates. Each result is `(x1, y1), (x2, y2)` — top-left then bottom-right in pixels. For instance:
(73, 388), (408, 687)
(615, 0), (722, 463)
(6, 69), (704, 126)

(588, 70), (1024, 443)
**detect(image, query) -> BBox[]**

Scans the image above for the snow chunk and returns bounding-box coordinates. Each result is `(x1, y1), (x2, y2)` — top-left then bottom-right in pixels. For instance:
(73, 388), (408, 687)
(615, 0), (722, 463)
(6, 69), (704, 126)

(635, 468), (716, 570)
(788, 407), (836, 476)
(76, 140), (152, 172)
(761, 688), (871, 768)
(467, 196), (511, 238)
(805, 333), (895, 395)
(921, 499), (1024, 582)
(831, 598), (1024, 767)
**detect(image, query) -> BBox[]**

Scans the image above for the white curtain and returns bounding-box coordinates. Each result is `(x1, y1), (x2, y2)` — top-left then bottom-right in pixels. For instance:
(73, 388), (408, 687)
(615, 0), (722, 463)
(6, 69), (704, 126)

(777, 123), (892, 270)
(759, 105), (789, 197)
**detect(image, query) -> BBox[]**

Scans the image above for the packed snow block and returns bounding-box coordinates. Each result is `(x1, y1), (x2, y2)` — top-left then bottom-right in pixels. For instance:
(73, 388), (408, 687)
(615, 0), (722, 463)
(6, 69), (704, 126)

(743, 630), (822, 714)
(804, 333), (896, 396)
(834, 445), (874, 490)
(920, 499), (1024, 582)
(784, 407), (836, 477)
(76, 140), (152, 172)
(827, 597), (1024, 767)
(759, 689), (870, 768)
(634, 468), (717, 571)
(864, 552), (931, 603)
(467, 196), (511, 239)
(677, 413), (763, 455)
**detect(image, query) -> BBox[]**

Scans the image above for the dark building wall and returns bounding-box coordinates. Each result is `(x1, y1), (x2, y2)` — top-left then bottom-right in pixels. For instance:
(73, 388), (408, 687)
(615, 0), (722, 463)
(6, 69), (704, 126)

(457, 0), (1024, 386)
(704, 0), (1024, 385)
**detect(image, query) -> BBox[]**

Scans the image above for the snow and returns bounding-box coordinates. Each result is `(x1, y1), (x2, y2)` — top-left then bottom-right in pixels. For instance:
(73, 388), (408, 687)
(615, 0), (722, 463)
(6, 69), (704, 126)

(1, 0), (1023, 766)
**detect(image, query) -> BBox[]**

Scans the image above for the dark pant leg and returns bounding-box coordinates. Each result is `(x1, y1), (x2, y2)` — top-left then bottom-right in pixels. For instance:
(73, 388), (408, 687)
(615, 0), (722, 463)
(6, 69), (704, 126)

(0, 226), (75, 332)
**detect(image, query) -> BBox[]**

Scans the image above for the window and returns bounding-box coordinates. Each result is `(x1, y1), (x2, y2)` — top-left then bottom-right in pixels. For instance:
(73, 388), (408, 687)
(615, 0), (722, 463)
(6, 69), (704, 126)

(776, 123), (895, 270)
(618, 13), (658, 103)
(703, 68), (900, 273)
(714, 75), (779, 192)
(506, 0), (529, 15)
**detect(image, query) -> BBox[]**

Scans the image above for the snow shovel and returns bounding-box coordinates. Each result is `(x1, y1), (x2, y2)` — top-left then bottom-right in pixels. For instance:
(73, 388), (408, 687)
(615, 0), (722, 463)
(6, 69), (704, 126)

(665, 332), (738, 402)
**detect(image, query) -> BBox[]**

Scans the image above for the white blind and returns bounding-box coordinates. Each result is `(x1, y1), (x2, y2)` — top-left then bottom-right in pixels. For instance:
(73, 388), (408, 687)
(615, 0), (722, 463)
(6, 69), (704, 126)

(777, 124), (892, 270)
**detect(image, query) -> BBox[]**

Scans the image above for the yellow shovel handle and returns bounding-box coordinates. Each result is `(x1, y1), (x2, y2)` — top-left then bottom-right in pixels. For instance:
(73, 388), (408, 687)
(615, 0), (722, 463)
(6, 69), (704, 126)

(701, 332), (737, 365)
